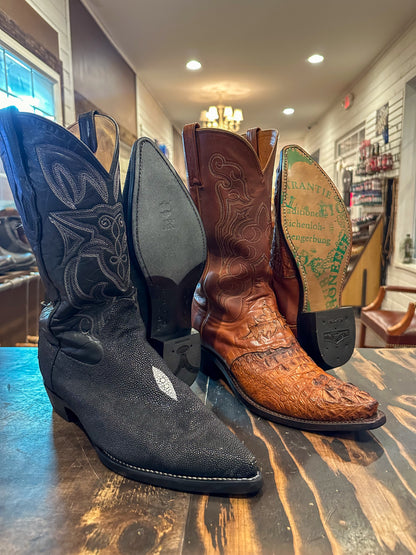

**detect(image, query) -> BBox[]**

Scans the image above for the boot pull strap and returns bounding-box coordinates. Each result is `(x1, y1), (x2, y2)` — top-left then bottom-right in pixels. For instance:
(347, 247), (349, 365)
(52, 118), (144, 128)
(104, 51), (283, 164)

(245, 127), (261, 154)
(77, 111), (120, 178)
(182, 123), (202, 188)
(78, 110), (99, 153)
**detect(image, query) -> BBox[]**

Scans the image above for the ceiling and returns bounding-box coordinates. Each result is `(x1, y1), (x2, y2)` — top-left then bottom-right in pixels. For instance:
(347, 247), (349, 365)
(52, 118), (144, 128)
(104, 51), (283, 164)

(83, 0), (416, 141)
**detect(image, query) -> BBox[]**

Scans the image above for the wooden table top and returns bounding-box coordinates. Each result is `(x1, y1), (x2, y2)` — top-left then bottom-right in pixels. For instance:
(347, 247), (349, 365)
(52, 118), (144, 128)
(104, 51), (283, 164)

(1, 347), (416, 554)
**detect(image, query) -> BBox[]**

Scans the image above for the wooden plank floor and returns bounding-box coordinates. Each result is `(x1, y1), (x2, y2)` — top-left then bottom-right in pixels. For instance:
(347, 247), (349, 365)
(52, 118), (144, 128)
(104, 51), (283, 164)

(1, 347), (416, 554)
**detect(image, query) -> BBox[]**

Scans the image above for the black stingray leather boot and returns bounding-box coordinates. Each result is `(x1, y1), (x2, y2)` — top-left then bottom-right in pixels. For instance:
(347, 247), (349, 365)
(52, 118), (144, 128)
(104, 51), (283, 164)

(0, 107), (262, 495)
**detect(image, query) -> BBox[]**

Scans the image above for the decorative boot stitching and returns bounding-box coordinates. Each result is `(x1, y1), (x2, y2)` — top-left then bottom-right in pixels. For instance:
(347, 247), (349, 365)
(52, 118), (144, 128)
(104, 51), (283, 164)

(208, 152), (272, 320)
(102, 450), (259, 482)
(36, 144), (109, 208)
(48, 204), (130, 307)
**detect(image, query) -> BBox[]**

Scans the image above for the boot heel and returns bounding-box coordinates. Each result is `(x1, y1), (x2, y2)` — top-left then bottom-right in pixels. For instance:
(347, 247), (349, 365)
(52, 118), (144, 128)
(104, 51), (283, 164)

(200, 347), (224, 380)
(297, 307), (355, 370)
(150, 329), (201, 386)
(45, 387), (75, 422)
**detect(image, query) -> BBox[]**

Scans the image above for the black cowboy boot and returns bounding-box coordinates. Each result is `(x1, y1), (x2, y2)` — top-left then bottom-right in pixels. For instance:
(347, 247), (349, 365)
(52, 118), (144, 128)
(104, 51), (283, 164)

(0, 245), (35, 271)
(0, 107), (261, 494)
(123, 138), (206, 385)
(0, 209), (33, 253)
(0, 249), (13, 273)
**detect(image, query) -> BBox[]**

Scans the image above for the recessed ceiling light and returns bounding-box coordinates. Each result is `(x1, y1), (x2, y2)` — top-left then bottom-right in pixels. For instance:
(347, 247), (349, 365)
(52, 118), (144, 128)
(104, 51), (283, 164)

(186, 60), (201, 71)
(283, 108), (295, 115)
(308, 54), (324, 64)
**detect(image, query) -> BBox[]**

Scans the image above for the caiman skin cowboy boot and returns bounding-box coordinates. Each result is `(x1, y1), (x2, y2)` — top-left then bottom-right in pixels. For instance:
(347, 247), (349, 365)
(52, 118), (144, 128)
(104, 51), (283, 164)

(0, 107), (262, 494)
(183, 123), (385, 432)
(122, 138), (206, 385)
(271, 145), (355, 369)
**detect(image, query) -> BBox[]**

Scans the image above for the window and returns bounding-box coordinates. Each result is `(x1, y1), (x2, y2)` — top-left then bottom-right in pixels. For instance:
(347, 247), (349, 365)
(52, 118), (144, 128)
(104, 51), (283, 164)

(335, 124), (366, 159)
(334, 123), (366, 200)
(0, 31), (62, 209)
(0, 45), (56, 119)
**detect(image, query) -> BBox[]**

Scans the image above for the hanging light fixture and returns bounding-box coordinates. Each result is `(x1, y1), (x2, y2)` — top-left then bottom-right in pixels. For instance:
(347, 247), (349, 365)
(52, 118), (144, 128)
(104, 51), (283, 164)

(199, 104), (244, 132)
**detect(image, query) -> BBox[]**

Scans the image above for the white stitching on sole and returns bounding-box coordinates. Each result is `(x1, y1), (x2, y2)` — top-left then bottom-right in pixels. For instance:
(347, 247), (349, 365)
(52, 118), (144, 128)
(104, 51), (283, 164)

(102, 449), (259, 482)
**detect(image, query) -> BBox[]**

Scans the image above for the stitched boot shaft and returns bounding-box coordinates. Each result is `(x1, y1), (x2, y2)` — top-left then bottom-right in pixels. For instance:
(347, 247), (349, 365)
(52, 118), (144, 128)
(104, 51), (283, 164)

(0, 107), (261, 494)
(184, 125), (280, 360)
(183, 124), (382, 428)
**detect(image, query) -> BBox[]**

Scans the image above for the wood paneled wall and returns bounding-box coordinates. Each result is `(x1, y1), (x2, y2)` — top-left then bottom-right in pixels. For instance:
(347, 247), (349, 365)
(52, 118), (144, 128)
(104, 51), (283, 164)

(69, 0), (137, 141)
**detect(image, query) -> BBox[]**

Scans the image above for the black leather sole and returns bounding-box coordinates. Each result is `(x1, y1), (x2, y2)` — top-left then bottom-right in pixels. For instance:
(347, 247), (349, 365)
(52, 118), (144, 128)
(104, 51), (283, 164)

(201, 346), (386, 432)
(278, 145), (355, 369)
(123, 138), (207, 385)
(46, 386), (262, 495)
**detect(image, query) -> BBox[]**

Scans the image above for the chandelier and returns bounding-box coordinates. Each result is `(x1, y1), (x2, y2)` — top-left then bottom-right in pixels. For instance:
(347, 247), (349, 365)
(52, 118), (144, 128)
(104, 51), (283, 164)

(199, 105), (243, 132)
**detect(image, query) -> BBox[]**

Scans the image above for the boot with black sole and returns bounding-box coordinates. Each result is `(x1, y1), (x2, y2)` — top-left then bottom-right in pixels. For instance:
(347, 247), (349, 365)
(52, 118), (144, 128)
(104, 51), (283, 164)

(122, 138), (206, 385)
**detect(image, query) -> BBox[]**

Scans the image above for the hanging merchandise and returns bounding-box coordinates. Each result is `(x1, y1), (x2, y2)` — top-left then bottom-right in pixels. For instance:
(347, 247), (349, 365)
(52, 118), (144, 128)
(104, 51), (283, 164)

(376, 103), (389, 145)
(369, 143), (380, 173)
(381, 152), (394, 171)
(402, 234), (413, 264)
(342, 169), (353, 206)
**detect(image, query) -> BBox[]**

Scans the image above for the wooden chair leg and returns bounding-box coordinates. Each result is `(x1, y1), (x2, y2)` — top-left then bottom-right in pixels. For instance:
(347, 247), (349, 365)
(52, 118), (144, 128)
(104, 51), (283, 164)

(359, 323), (367, 347)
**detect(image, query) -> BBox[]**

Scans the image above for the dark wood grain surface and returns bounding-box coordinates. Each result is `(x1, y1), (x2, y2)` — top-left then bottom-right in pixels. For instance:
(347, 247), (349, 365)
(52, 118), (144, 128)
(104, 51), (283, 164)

(1, 347), (415, 554)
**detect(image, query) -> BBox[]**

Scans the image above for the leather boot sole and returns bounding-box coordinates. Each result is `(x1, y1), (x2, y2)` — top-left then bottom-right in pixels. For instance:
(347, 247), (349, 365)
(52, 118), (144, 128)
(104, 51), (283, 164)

(202, 346), (386, 432)
(279, 145), (355, 370)
(124, 138), (207, 385)
(46, 386), (261, 494)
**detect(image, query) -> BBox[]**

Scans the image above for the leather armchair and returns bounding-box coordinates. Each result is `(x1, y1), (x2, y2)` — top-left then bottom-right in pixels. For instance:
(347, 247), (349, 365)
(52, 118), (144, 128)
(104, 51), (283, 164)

(359, 285), (416, 347)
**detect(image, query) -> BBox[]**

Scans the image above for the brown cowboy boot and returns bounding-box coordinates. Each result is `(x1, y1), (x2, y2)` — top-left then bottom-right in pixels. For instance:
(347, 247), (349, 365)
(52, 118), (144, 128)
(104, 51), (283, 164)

(271, 145), (356, 369)
(183, 123), (385, 432)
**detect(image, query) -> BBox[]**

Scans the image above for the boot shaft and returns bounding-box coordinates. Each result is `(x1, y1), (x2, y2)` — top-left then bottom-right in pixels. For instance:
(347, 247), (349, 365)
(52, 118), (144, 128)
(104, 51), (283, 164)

(242, 127), (277, 194)
(0, 108), (136, 366)
(183, 124), (278, 323)
(0, 108), (131, 309)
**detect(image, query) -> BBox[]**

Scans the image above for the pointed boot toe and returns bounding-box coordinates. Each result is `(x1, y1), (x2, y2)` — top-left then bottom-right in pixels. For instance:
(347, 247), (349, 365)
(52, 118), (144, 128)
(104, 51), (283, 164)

(46, 313), (261, 494)
(123, 138), (207, 385)
(203, 316), (385, 432)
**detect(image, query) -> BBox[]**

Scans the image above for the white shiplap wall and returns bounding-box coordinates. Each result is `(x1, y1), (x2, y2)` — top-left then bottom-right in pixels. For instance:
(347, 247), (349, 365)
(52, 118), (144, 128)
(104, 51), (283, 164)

(25, 0), (75, 125)
(136, 77), (174, 162)
(303, 20), (416, 310)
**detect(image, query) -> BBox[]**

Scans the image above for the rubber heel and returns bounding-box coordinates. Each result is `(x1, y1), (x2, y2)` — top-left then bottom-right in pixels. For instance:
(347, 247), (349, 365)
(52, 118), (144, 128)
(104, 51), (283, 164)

(45, 387), (76, 422)
(150, 329), (201, 386)
(297, 307), (355, 370)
